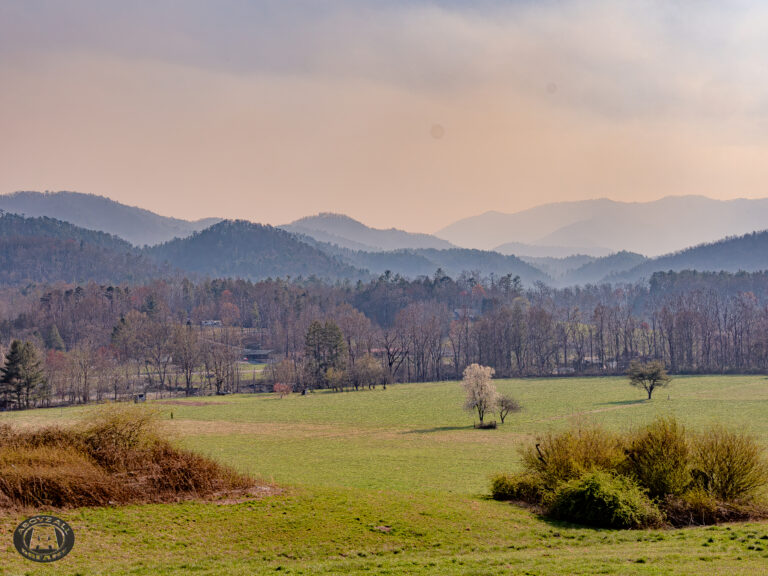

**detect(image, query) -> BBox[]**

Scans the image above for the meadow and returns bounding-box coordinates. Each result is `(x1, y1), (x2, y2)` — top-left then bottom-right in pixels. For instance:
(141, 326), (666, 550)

(2, 375), (768, 575)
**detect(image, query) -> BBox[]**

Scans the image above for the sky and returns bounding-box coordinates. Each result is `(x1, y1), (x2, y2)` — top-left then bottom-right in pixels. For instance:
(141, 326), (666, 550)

(1, 0), (767, 232)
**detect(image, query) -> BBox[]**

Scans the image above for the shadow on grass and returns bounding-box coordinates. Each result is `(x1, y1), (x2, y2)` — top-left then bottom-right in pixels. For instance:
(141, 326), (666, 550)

(402, 425), (474, 434)
(489, 498), (604, 531)
(535, 514), (609, 532)
(595, 399), (647, 407)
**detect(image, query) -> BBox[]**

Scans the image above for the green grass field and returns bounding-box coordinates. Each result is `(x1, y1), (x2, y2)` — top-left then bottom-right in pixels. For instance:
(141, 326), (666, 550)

(2, 375), (768, 575)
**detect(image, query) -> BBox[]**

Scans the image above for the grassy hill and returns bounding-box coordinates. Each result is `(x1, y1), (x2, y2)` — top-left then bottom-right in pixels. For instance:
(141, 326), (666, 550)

(2, 375), (767, 574)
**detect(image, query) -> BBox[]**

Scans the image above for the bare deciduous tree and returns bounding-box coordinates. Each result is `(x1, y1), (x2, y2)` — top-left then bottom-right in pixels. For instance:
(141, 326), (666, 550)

(497, 394), (522, 424)
(173, 324), (200, 396)
(273, 382), (292, 398)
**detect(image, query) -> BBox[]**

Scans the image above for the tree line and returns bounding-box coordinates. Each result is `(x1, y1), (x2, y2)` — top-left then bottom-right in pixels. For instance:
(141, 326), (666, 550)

(1, 269), (768, 409)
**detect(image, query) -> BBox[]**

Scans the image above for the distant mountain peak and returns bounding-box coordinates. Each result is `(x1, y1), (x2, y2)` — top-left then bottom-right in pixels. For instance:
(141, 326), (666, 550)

(148, 218), (363, 281)
(283, 212), (454, 252)
(437, 195), (768, 256)
(0, 190), (221, 247)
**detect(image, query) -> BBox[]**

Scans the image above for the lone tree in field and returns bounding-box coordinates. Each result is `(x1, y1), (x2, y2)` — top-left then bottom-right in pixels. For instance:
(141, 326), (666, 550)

(628, 360), (671, 400)
(273, 383), (292, 398)
(497, 394), (522, 424)
(461, 364), (498, 425)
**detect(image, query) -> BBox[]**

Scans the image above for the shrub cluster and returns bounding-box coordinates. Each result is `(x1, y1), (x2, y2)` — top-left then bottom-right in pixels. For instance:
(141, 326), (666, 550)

(492, 417), (768, 528)
(550, 471), (664, 529)
(0, 405), (257, 509)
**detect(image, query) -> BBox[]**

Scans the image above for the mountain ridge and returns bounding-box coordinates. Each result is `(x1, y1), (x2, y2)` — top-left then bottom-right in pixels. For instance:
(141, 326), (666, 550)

(146, 220), (366, 282)
(0, 212), (163, 285)
(437, 195), (768, 256)
(283, 212), (454, 252)
(608, 229), (768, 283)
(0, 191), (221, 246)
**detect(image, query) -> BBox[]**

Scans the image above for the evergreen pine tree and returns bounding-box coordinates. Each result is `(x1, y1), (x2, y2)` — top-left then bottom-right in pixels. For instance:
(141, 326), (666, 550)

(45, 324), (65, 351)
(304, 320), (347, 389)
(0, 340), (47, 409)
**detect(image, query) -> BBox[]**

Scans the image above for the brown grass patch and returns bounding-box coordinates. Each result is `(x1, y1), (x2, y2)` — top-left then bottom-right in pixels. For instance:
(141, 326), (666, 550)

(0, 405), (269, 510)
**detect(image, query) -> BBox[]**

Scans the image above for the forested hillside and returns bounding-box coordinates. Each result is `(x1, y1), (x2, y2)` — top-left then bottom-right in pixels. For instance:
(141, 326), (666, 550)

(146, 220), (364, 281)
(0, 213), (160, 285)
(612, 230), (768, 282)
(308, 241), (549, 284)
(561, 251), (647, 285)
(5, 207), (768, 289)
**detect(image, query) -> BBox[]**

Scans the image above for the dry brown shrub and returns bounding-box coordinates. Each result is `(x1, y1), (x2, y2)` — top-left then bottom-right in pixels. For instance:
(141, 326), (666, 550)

(663, 488), (768, 526)
(77, 404), (161, 470)
(0, 404), (259, 510)
(0, 445), (122, 508)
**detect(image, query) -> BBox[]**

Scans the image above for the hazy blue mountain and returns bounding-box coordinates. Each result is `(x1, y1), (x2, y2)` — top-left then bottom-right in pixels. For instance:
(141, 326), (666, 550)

(496, 242), (611, 259)
(305, 239), (549, 284)
(9, 193), (768, 288)
(0, 213), (162, 285)
(520, 254), (597, 281)
(0, 212), (541, 286)
(146, 220), (364, 282)
(609, 230), (768, 283)
(0, 211), (133, 250)
(0, 191), (221, 246)
(561, 251), (647, 286)
(438, 196), (768, 257)
(399, 248), (549, 283)
(437, 199), (615, 252)
(284, 213), (454, 252)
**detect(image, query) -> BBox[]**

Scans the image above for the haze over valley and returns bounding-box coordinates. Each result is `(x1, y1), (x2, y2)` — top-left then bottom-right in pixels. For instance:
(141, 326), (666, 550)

(2, 190), (768, 287)
(4, 3), (768, 574)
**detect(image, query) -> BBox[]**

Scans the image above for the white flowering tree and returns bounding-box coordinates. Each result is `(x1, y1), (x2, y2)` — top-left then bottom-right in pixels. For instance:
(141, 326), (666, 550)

(461, 363), (498, 425)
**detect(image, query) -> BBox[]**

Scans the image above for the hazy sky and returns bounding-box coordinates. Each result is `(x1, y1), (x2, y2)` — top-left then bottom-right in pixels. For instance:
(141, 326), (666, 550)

(1, 1), (767, 232)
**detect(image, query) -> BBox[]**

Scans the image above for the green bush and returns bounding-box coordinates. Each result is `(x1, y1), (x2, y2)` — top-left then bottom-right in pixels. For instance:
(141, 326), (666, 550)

(490, 472), (542, 503)
(691, 426), (768, 501)
(550, 471), (663, 529)
(493, 417), (768, 528)
(624, 416), (691, 499)
(521, 424), (625, 490)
